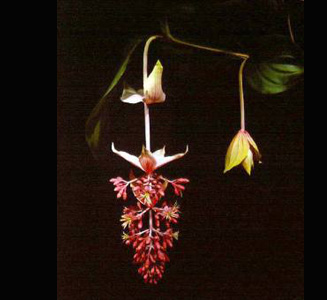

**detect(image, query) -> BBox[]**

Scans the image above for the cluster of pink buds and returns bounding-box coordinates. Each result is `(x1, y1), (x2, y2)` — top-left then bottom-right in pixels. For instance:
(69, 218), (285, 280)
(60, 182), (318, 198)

(130, 174), (168, 207)
(110, 177), (129, 200)
(110, 170), (189, 284)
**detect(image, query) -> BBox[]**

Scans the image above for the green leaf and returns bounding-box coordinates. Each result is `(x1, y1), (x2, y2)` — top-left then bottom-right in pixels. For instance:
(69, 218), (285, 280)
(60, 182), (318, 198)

(247, 57), (304, 94)
(85, 38), (143, 157)
(246, 35), (304, 94)
(86, 120), (101, 150)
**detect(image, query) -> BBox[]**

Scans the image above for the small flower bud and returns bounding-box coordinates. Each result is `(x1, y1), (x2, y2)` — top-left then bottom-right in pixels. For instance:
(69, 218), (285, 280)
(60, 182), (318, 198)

(144, 60), (166, 105)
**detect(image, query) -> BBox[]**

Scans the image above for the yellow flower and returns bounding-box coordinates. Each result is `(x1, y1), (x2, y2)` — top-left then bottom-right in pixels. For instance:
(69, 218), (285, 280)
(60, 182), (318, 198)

(120, 60), (166, 105)
(162, 202), (180, 221)
(120, 214), (133, 229)
(172, 231), (179, 241)
(224, 130), (262, 175)
(121, 232), (130, 241)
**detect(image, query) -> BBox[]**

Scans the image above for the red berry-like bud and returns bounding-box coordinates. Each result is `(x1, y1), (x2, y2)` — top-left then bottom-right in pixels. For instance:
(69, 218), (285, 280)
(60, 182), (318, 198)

(151, 267), (155, 275)
(157, 250), (166, 262)
(138, 219), (143, 229)
(154, 240), (161, 250)
(149, 254), (156, 264)
(166, 239), (173, 248)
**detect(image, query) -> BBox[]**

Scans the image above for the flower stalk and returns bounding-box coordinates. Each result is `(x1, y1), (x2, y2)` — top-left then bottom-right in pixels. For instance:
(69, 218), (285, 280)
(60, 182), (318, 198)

(163, 21), (249, 60)
(143, 36), (161, 151)
(169, 36), (249, 60)
(144, 103), (151, 150)
(239, 58), (248, 131)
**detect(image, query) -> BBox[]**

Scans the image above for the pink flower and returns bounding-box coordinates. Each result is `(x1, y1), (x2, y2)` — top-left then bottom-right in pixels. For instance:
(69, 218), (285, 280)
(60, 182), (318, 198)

(111, 143), (188, 174)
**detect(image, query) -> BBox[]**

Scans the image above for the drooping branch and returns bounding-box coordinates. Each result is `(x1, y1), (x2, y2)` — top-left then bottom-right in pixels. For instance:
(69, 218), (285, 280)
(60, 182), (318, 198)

(162, 21), (249, 60)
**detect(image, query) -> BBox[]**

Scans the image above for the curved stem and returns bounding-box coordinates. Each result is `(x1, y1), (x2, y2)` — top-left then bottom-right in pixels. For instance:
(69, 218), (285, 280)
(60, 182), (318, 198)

(239, 58), (248, 131)
(143, 36), (161, 87)
(143, 36), (161, 151)
(166, 32), (249, 60)
(164, 24), (251, 130)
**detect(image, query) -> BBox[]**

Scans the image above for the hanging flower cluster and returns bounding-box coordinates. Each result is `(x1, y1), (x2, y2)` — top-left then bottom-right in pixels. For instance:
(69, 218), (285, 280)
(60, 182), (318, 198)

(109, 36), (189, 283)
(110, 146), (189, 284)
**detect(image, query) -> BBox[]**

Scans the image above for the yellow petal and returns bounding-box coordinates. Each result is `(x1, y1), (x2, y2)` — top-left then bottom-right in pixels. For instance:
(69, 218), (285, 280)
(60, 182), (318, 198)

(144, 60), (166, 104)
(242, 149), (254, 175)
(224, 131), (250, 173)
(172, 231), (179, 240)
(244, 131), (262, 162)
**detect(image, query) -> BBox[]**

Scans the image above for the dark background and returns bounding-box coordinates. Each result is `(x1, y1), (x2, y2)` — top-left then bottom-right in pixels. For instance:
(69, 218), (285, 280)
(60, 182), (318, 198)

(57, 1), (304, 299)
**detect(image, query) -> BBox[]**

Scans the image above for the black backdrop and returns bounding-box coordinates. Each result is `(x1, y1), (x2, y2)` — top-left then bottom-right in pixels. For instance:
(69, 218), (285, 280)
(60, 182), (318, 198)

(57, 1), (304, 299)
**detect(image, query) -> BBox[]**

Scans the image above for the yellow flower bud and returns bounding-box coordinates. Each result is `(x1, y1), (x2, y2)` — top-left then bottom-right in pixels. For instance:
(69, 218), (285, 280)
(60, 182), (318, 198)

(224, 130), (261, 175)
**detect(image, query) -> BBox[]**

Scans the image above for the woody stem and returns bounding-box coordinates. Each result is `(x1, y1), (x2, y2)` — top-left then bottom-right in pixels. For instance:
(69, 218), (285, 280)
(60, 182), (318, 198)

(239, 58), (248, 131)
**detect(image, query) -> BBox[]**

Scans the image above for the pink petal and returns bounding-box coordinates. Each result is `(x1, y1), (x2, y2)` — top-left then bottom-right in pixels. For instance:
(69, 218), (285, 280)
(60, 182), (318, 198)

(111, 143), (145, 171)
(154, 145), (189, 169)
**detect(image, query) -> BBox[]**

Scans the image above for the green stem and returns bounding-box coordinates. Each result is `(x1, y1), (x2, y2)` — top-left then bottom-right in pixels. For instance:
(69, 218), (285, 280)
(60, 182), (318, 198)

(166, 32), (249, 60)
(239, 58), (248, 131)
(164, 24), (251, 130)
